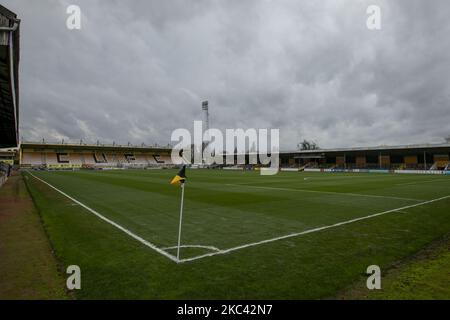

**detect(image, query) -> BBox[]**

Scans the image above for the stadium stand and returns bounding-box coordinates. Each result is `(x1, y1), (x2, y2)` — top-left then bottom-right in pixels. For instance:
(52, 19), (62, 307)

(147, 155), (158, 165)
(114, 153), (126, 164)
(0, 148), (16, 165)
(0, 5), (20, 148)
(158, 155), (173, 164)
(18, 141), (450, 174)
(82, 152), (96, 165)
(69, 153), (83, 165)
(134, 154), (148, 164)
(20, 142), (174, 170)
(0, 148), (14, 186)
(93, 152), (107, 164)
(280, 143), (450, 173)
(152, 155), (165, 164)
(21, 152), (42, 166)
(0, 162), (10, 187)
(105, 153), (117, 164)
(44, 152), (58, 165)
(431, 155), (449, 170)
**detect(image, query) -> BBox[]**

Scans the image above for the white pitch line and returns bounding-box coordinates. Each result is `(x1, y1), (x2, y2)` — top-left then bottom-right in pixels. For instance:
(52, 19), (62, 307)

(27, 171), (179, 263)
(226, 184), (422, 202)
(396, 179), (450, 186)
(179, 194), (450, 263)
(161, 245), (221, 252)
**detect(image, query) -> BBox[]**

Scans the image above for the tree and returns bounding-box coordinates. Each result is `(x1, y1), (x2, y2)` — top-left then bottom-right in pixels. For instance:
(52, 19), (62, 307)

(298, 140), (320, 150)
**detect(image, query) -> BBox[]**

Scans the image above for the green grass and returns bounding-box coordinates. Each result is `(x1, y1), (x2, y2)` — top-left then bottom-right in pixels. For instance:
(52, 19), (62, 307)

(22, 169), (450, 299)
(339, 235), (450, 299)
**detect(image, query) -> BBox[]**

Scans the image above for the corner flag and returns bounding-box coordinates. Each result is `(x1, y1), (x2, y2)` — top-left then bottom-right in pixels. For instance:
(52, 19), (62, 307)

(170, 165), (186, 186)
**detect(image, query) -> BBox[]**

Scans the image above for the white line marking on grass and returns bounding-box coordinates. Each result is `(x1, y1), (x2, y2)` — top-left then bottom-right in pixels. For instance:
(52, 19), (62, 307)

(226, 184), (423, 202)
(396, 179), (450, 186)
(161, 245), (221, 252)
(300, 175), (382, 180)
(179, 194), (450, 263)
(27, 171), (180, 263)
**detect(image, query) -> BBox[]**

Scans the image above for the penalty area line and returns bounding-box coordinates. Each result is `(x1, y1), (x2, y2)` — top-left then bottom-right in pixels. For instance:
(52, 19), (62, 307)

(179, 194), (450, 263)
(225, 184), (423, 202)
(26, 171), (180, 263)
(396, 179), (450, 186)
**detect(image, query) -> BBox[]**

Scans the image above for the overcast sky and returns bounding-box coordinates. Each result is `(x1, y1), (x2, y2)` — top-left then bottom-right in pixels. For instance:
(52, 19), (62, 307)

(3, 0), (450, 150)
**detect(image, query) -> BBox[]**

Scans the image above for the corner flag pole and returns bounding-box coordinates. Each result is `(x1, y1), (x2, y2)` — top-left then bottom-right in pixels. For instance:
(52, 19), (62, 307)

(176, 182), (185, 261)
(171, 152), (187, 262)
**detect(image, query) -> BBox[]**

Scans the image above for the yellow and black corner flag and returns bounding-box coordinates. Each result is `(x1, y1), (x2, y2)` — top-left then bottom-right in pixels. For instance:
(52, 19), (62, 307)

(170, 165), (186, 186)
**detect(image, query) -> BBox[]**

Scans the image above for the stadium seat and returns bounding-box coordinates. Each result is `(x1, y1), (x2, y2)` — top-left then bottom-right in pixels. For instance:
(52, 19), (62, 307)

(22, 152), (43, 165)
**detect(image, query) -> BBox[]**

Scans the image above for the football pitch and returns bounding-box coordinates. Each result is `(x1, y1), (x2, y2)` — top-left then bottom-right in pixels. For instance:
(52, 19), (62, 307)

(23, 169), (450, 299)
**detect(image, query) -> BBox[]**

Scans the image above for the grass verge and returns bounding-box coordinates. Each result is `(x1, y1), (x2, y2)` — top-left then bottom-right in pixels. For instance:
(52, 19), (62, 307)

(337, 234), (450, 299)
(0, 173), (68, 299)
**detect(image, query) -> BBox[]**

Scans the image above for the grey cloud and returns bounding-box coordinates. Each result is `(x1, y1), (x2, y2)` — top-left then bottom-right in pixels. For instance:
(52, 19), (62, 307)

(3, 0), (450, 149)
